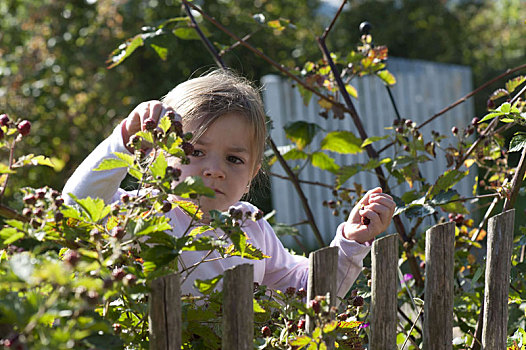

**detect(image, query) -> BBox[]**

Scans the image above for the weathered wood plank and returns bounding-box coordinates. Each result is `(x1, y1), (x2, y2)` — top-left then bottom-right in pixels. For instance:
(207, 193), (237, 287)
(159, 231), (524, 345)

(149, 274), (181, 350)
(370, 234), (398, 350)
(423, 221), (455, 350)
(482, 209), (515, 350)
(222, 264), (254, 350)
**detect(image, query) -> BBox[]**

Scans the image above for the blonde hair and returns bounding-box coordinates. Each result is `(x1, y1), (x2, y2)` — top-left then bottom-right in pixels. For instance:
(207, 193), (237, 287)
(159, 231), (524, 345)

(162, 69), (267, 176)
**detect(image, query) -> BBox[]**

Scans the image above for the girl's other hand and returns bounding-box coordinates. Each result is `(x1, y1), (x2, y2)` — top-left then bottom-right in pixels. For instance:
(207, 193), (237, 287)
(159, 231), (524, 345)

(122, 100), (178, 152)
(343, 187), (396, 244)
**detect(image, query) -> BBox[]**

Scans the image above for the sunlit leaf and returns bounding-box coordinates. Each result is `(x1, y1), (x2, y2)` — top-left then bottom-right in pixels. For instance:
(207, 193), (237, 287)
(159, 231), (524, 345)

(509, 132), (526, 152)
(290, 335), (312, 348)
(320, 131), (362, 154)
(74, 197), (111, 223)
(311, 152), (340, 173)
(505, 75), (526, 94)
(284, 121), (323, 150)
(150, 151), (168, 179)
(361, 135), (389, 148)
(345, 84), (358, 98)
(107, 35), (144, 69)
(194, 275), (222, 295)
(377, 70), (396, 86)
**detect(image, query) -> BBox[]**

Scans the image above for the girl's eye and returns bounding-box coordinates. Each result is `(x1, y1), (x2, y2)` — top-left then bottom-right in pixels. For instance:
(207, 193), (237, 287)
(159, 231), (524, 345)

(191, 149), (204, 157)
(227, 156), (244, 164)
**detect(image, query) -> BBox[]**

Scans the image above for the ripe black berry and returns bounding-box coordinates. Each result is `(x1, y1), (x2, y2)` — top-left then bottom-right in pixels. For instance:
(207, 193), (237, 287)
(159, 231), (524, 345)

(17, 120), (31, 136)
(310, 299), (321, 313)
(35, 189), (46, 199)
(54, 197), (64, 206)
(352, 295), (364, 307)
(23, 194), (36, 205)
(120, 194), (130, 203)
(22, 208), (32, 217)
(361, 216), (370, 225)
(144, 118), (157, 131)
(64, 250), (81, 267)
(181, 142), (194, 156)
(471, 117), (480, 125)
(296, 288), (307, 299)
(171, 120), (183, 137)
(54, 212), (64, 222)
(451, 126), (459, 135)
(111, 227), (126, 239)
(359, 21), (372, 35)
(285, 287), (296, 297)
(112, 267), (126, 281)
(161, 202), (172, 213)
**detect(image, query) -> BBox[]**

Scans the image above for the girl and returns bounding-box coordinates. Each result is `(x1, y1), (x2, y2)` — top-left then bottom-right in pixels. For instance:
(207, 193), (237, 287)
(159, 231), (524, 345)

(63, 69), (396, 298)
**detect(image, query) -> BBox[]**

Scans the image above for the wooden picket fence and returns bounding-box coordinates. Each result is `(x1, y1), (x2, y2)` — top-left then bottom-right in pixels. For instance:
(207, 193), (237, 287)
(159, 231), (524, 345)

(148, 209), (515, 350)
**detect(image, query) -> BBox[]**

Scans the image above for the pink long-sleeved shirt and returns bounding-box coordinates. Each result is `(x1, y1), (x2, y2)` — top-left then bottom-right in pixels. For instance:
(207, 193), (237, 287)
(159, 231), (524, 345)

(63, 124), (371, 297)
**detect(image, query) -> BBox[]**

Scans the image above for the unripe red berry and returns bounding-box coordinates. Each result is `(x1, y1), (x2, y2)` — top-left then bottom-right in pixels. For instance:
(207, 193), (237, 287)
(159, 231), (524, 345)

(111, 227), (126, 239)
(451, 126), (459, 135)
(120, 194), (130, 203)
(395, 127), (404, 134)
(403, 145), (410, 152)
(144, 118), (157, 131)
(22, 208), (32, 217)
(285, 286), (296, 297)
(112, 267), (126, 281)
(23, 194), (36, 205)
(33, 208), (43, 218)
(17, 120), (31, 136)
(298, 319), (306, 330)
(327, 200), (337, 209)
(261, 326), (271, 337)
(0, 114), (9, 126)
(112, 323), (122, 334)
(64, 250), (81, 267)
(338, 313), (348, 320)
(310, 299), (321, 313)
(405, 119), (413, 127)
(181, 142), (194, 156)
(287, 320), (297, 332)
(471, 117), (480, 125)
(296, 288), (307, 299)
(35, 189), (46, 199)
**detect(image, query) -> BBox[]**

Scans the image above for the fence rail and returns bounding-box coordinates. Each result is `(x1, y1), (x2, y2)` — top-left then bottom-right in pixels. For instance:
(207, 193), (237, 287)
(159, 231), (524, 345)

(149, 209), (515, 349)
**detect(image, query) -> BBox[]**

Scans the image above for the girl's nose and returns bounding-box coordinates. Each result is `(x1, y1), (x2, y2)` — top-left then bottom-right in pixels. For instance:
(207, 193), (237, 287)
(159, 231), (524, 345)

(203, 161), (225, 179)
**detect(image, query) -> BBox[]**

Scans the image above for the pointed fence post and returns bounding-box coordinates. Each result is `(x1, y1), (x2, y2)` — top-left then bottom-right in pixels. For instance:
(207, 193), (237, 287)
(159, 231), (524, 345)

(370, 234), (398, 350)
(423, 221), (455, 350)
(482, 209), (515, 350)
(222, 263), (254, 350)
(149, 273), (181, 350)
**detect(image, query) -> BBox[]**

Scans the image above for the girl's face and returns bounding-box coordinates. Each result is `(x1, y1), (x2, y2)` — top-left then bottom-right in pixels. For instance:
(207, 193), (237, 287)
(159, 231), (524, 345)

(177, 112), (260, 214)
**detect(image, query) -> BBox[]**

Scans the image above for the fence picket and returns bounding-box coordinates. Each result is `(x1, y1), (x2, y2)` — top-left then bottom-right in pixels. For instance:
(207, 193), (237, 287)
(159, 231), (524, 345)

(149, 273), (181, 350)
(423, 221), (455, 350)
(482, 209), (515, 349)
(370, 234), (398, 349)
(222, 263), (254, 350)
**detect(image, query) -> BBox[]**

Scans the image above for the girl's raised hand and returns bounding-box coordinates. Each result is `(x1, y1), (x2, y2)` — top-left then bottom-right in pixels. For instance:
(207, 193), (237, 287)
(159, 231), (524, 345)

(122, 100), (178, 151)
(343, 187), (396, 244)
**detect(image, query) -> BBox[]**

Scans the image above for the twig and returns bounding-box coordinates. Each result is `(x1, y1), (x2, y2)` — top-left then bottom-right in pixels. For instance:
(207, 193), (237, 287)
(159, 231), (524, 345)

(268, 138), (325, 246)
(269, 171), (355, 192)
(182, 2), (226, 68)
(320, 0), (348, 41)
(401, 306), (423, 350)
(0, 203), (29, 222)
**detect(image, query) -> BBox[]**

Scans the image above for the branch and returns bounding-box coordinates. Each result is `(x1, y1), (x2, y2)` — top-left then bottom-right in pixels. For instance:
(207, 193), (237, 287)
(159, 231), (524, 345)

(182, 1), (226, 68)
(268, 138), (325, 246)
(320, 0), (348, 41)
(269, 171), (355, 192)
(0, 203), (28, 222)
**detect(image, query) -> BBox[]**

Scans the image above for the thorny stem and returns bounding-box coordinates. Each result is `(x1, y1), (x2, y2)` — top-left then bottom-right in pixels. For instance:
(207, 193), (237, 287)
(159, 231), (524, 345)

(183, 1), (226, 69)
(269, 138), (325, 246)
(320, 0), (347, 41)
(0, 138), (16, 201)
(316, 34), (422, 286)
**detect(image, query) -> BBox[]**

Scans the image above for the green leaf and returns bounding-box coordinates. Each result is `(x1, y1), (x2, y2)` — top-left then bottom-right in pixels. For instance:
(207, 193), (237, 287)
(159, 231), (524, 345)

(229, 230), (247, 258)
(312, 326), (322, 339)
(174, 200), (203, 220)
(0, 163), (15, 174)
(479, 111), (505, 123)
(290, 335), (312, 348)
(509, 132), (526, 152)
(296, 84), (313, 106)
(284, 121), (323, 150)
(430, 189), (459, 205)
(311, 152), (340, 173)
(60, 206), (83, 220)
(283, 148), (309, 161)
(271, 223), (300, 237)
(345, 84), (358, 98)
(31, 155), (56, 168)
(107, 34), (144, 69)
(253, 299), (266, 313)
(150, 152), (168, 179)
(404, 203), (436, 219)
(173, 176), (215, 198)
(74, 197), (111, 223)
(189, 225), (213, 236)
(361, 135), (389, 148)
(173, 27), (204, 40)
(0, 227), (24, 245)
(336, 164), (361, 186)
(158, 115), (171, 134)
(136, 131), (154, 144)
(130, 217), (172, 236)
(194, 275), (223, 295)
(323, 320), (339, 333)
(320, 131), (363, 154)
(377, 70), (397, 86)
(150, 43), (168, 60)
(142, 245), (179, 266)
(505, 75), (526, 94)
(430, 169), (468, 196)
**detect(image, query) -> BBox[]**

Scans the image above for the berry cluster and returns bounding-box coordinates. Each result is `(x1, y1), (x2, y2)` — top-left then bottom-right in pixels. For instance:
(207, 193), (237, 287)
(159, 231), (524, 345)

(322, 188), (354, 217)
(21, 187), (64, 229)
(0, 113), (32, 140)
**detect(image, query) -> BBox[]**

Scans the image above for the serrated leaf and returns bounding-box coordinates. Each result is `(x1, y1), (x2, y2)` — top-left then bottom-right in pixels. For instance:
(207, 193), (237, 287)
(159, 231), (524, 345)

(311, 152), (340, 173)
(158, 115), (171, 133)
(312, 327), (322, 339)
(189, 225), (213, 236)
(479, 111), (505, 123)
(173, 176), (215, 198)
(174, 200), (203, 220)
(93, 158), (130, 172)
(225, 242), (270, 260)
(336, 164), (361, 186)
(323, 320), (339, 333)
(290, 335), (312, 348)
(430, 190), (459, 205)
(136, 131), (154, 144)
(404, 203), (436, 219)
(131, 217), (172, 236)
(253, 299), (266, 313)
(338, 320), (362, 329)
(31, 155), (56, 168)
(74, 197), (111, 223)
(283, 148), (309, 161)
(377, 69), (396, 86)
(173, 27), (204, 40)
(107, 35), (144, 69)
(0, 227), (24, 245)
(430, 169), (468, 196)
(194, 275), (222, 295)
(150, 151), (168, 179)
(284, 121), (323, 150)
(505, 75), (526, 94)
(509, 132), (526, 152)
(320, 131), (363, 154)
